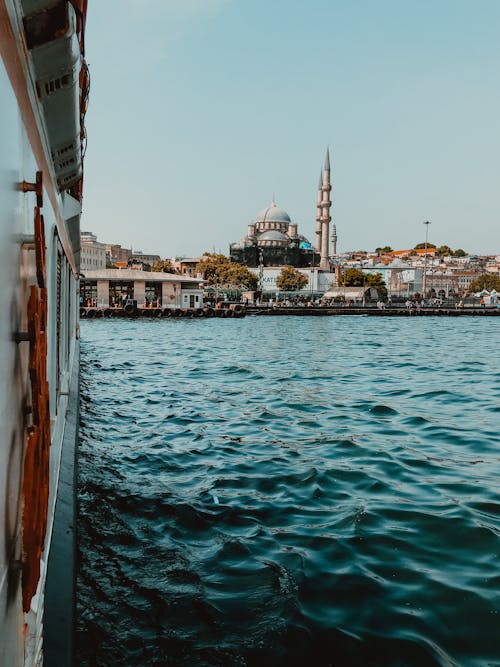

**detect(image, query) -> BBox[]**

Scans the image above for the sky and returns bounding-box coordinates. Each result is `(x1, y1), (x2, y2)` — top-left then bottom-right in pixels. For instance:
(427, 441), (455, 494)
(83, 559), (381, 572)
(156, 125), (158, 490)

(83, 0), (500, 257)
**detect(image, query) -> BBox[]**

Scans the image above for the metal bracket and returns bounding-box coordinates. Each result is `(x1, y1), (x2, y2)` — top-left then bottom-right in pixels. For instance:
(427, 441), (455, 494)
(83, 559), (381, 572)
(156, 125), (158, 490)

(12, 331), (33, 343)
(19, 171), (43, 207)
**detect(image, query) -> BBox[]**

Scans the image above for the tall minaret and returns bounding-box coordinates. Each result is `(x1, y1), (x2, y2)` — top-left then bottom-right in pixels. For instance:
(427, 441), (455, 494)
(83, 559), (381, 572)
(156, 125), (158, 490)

(315, 171), (323, 252)
(320, 148), (332, 271)
(331, 223), (337, 256)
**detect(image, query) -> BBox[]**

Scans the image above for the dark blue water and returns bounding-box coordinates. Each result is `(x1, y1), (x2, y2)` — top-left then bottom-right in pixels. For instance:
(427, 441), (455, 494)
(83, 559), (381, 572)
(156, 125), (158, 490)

(76, 317), (500, 667)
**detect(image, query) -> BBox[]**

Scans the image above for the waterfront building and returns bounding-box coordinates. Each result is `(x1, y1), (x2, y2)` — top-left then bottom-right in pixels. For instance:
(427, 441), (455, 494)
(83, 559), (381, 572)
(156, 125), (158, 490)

(130, 251), (161, 269)
(248, 266), (334, 295)
(424, 270), (459, 298)
(360, 262), (423, 297)
(174, 257), (204, 277)
(104, 242), (132, 265)
(80, 269), (204, 309)
(80, 231), (107, 271)
(445, 270), (477, 295)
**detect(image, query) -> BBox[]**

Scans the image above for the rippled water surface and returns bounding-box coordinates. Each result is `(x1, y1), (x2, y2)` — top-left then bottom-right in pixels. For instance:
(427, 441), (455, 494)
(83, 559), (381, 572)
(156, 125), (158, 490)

(77, 317), (500, 667)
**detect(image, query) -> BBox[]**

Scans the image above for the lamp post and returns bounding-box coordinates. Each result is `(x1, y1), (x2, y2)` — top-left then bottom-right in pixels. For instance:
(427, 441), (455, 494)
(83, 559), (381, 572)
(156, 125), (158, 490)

(422, 220), (431, 297)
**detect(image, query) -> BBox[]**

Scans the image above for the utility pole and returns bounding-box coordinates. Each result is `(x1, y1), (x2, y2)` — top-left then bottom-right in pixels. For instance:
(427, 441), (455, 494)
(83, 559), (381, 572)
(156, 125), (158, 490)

(422, 220), (431, 297)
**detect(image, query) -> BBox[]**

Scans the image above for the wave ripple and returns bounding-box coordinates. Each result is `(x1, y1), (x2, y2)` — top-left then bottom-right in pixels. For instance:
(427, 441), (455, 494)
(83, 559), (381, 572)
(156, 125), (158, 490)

(77, 318), (500, 666)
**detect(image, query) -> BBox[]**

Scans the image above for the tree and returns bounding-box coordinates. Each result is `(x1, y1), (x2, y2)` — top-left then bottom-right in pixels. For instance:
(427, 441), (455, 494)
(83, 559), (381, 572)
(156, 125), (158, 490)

(223, 263), (258, 290)
(469, 274), (500, 293)
(415, 242), (436, 250)
(196, 254), (228, 283)
(152, 259), (178, 273)
(337, 268), (364, 286)
(453, 248), (467, 257)
(276, 266), (308, 291)
(196, 253), (257, 290)
(435, 245), (453, 256)
(375, 246), (393, 254)
(365, 272), (388, 299)
(338, 268), (387, 298)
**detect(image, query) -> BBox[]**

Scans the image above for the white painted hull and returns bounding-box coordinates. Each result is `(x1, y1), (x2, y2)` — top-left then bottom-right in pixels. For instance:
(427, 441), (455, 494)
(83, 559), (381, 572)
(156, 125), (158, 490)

(0, 1), (86, 663)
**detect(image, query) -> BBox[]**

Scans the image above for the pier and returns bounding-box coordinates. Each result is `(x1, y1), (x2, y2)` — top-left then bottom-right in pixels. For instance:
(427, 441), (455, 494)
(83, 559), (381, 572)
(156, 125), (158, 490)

(247, 306), (500, 317)
(79, 305), (500, 319)
(79, 305), (246, 318)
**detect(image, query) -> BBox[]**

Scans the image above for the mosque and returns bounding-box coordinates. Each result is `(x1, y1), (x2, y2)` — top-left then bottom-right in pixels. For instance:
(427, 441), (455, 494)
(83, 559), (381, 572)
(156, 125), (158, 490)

(229, 149), (338, 271)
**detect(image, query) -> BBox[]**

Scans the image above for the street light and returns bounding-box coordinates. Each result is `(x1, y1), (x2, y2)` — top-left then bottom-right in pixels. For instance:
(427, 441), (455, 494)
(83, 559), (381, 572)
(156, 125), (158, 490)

(422, 220), (431, 297)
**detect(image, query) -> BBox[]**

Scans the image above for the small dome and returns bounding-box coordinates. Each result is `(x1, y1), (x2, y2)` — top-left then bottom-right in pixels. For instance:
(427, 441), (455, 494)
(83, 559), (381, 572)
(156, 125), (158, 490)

(231, 237), (252, 249)
(254, 202), (291, 224)
(258, 230), (288, 242)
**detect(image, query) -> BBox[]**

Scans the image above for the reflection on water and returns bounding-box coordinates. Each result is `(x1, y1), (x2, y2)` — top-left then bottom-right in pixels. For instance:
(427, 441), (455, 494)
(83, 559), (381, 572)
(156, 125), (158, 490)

(77, 317), (500, 667)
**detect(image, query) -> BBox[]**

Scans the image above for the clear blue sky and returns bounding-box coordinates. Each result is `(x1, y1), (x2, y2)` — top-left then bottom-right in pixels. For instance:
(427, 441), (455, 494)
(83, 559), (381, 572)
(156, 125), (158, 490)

(83, 0), (500, 257)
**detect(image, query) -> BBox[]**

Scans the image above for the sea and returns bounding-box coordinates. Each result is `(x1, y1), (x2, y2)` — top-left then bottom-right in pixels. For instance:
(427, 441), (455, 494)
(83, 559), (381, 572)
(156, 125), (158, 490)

(76, 316), (500, 667)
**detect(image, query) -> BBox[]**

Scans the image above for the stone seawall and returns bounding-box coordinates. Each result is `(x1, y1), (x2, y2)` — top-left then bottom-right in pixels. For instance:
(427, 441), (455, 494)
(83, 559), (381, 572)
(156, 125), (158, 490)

(247, 307), (500, 317)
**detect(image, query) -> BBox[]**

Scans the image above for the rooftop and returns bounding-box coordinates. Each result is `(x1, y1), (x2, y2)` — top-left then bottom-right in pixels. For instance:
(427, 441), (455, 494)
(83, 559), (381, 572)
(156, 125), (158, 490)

(82, 269), (203, 283)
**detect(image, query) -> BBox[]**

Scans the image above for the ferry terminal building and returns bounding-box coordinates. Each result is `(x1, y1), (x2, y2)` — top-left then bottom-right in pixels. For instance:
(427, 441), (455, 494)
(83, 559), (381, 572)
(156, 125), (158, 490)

(80, 269), (205, 309)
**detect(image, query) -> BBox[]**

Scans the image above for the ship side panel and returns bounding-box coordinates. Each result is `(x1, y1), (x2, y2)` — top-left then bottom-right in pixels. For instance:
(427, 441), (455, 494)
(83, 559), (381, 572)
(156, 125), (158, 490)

(0, 3), (81, 663)
(0, 52), (29, 667)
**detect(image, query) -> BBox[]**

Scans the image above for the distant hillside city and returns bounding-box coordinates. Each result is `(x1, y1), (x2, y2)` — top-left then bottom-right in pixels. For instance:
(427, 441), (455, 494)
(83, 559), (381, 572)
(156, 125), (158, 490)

(80, 227), (500, 302)
(80, 150), (499, 304)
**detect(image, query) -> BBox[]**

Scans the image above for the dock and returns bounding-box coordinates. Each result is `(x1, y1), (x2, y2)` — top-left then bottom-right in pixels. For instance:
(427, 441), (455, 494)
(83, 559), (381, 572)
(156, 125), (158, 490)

(79, 305), (500, 319)
(246, 306), (500, 317)
(79, 305), (245, 318)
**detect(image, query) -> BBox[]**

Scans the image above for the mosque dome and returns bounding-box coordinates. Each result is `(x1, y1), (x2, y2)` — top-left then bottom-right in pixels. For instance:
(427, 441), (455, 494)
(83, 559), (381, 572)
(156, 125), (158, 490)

(257, 230), (289, 247)
(254, 202), (291, 224)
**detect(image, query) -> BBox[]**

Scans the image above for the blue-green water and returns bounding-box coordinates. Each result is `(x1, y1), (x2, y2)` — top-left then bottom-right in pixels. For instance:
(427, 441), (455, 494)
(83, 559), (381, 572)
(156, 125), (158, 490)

(77, 317), (500, 667)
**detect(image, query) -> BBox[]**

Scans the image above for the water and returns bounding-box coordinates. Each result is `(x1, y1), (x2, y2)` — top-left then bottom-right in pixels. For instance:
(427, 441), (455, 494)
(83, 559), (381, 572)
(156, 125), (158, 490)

(76, 317), (500, 667)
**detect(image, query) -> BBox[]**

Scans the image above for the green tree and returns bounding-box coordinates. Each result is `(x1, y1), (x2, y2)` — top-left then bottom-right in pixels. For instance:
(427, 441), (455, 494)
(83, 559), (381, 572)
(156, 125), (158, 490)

(338, 268), (364, 286)
(196, 253), (257, 289)
(196, 253), (228, 283)
(414, 242), (436, 250)
(338, 268), (387, 298)
(152, 259), (178, 273)
(375, 246), (393, 254)
(223, 263), (258, 290)
(435, 245), (453, 256)
(276, 266), (308, 291)
(365, 272), (388, 299)
(469, 274), (500, 293)
(453, 248), (467, 257)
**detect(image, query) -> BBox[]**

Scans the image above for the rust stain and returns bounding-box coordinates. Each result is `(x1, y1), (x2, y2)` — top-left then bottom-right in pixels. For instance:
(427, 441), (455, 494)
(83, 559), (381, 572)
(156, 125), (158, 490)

(21, 208), (50, 613)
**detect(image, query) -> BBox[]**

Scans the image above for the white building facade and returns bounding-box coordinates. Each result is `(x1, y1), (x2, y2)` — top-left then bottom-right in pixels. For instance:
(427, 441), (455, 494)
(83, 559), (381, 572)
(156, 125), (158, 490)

(80, 231), (107, 271)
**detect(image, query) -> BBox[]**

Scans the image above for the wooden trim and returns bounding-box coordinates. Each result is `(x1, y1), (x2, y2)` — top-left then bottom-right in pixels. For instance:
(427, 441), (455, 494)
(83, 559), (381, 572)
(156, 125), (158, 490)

(0, 0), (77, 274)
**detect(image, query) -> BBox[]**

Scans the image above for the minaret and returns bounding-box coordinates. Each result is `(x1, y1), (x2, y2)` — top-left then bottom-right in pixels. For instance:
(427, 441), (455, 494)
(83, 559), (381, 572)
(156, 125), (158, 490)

(320, 148), (332, 271)
(331, 223), (337, 256)
(315, 171), (323, 252)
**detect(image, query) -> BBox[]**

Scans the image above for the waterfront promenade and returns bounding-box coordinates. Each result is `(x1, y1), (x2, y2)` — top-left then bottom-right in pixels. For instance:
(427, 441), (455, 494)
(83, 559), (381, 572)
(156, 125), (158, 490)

(248, 305), (500, 317)
(79, 304), (500, 318)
